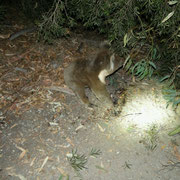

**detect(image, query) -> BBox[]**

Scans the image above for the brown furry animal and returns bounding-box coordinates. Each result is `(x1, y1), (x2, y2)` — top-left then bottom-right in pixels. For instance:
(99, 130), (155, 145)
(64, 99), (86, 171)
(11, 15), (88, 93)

(64, 45), (123, 108)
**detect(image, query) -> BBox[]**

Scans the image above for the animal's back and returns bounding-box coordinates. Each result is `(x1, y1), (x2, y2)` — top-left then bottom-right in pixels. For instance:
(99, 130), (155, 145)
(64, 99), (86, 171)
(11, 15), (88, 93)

(64, 59), (90, 86)
(64, 61), (76, 87)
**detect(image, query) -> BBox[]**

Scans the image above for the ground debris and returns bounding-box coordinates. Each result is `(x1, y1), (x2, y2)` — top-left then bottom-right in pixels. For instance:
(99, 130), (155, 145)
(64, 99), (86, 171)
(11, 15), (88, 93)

(161, 160), (180, 171)
(1, 12), (180, 180)
(15, 145), (27, 160)
(38, 156), (49, 173)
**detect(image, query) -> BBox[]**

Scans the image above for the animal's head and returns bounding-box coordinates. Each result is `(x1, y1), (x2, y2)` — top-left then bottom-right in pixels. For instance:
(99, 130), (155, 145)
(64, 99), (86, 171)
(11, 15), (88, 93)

(99, 51), (123, 75)
(97, 41), (123, 74)
(97, 51), (123, 84)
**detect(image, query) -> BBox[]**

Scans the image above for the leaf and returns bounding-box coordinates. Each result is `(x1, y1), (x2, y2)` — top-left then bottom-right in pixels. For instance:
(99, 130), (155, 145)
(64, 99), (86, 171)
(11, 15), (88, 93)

(123, 55), (130, 67)
(168, 1), (178, 5)
(160, 75), (170, 82)
(123, 33), (128, 47)
(89, 148), (102, 157)
(140, 67), (148, 80)
(168, 126), (180, 136)
(125, 60), (132, 71)
(148, 67), (153, 78)
(95, 165), (108, 172)
(163, 89), (176, 94)
(149, 61), (156, 69)
(161, 11), (175, 24)
(132, 62), (140, 73)
(135, 66), (143, 75)
(164, 93), (177, 98)
(152, 48), (157, 59)
(174, 98), (180, 105)
(59, 175), (64, 180)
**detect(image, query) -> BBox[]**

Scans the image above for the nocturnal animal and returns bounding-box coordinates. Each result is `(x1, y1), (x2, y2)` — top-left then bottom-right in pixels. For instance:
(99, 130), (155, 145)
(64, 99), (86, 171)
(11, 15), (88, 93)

(64, 44), (123, 108)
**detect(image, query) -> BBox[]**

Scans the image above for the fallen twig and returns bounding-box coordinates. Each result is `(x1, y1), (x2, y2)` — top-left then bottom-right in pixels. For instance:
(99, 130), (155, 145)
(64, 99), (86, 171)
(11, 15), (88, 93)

(161, 161), (180, 171)
(38, 156), (49, 173)
(45, 86), (75, 95)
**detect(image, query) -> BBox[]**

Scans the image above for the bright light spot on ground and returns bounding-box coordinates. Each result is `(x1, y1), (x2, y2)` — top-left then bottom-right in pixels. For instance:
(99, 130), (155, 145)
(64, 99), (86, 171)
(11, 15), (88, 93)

(118, 80), (178, 131)
(123, 99), (169, 129)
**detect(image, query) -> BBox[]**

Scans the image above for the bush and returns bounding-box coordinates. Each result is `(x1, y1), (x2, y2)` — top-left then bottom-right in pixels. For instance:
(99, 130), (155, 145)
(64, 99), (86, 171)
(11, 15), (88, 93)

(66, 0), (179, 77)
(37, 0), (76, 43)
(5, 0), (180, 97)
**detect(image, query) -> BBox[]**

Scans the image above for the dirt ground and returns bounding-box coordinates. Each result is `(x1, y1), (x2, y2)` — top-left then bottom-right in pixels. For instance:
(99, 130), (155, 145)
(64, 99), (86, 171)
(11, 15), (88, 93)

(0, 9), (180, 180)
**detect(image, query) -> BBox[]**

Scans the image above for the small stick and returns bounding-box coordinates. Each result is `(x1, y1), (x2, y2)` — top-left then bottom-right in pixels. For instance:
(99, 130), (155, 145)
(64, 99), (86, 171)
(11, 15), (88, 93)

(45, 86), (75, 95)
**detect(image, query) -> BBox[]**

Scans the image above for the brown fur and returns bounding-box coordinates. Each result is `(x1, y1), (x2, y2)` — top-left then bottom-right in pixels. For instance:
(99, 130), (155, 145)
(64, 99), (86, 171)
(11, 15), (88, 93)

(64, 46), (123, 108)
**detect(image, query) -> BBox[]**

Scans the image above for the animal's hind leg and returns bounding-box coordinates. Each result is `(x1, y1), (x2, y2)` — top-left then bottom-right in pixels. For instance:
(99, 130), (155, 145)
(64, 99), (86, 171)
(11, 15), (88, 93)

(71, 82), (91, 106)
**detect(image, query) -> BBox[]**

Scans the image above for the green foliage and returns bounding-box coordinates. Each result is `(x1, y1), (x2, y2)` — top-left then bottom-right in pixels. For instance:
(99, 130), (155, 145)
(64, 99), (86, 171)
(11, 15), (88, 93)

(10, 0), (179, 87)
(58, 175), (63, 180)
(67, 149), (88, 172)
(38, 0), (76, 43)
(67, 0), (179, 83)
(89, 148), (102, 157)
(124, 58), (156, 80)
(58, 174), (69, 180)
(168, 125), (180, 136)
(66, 148), (102, 179)
(162, 89), (180, 107)
(68, 0), (136, 42)
(160, 65), (180, 107)
(142, 125), (158, 151)
(160, 65), (180, 87)
(117, 0), (179, 82)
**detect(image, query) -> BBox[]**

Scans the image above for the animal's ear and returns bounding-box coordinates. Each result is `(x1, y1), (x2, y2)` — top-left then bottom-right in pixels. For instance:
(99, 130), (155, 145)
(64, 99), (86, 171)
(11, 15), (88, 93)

(110, 53), (115, 70)
(110, 53), (115, 62)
